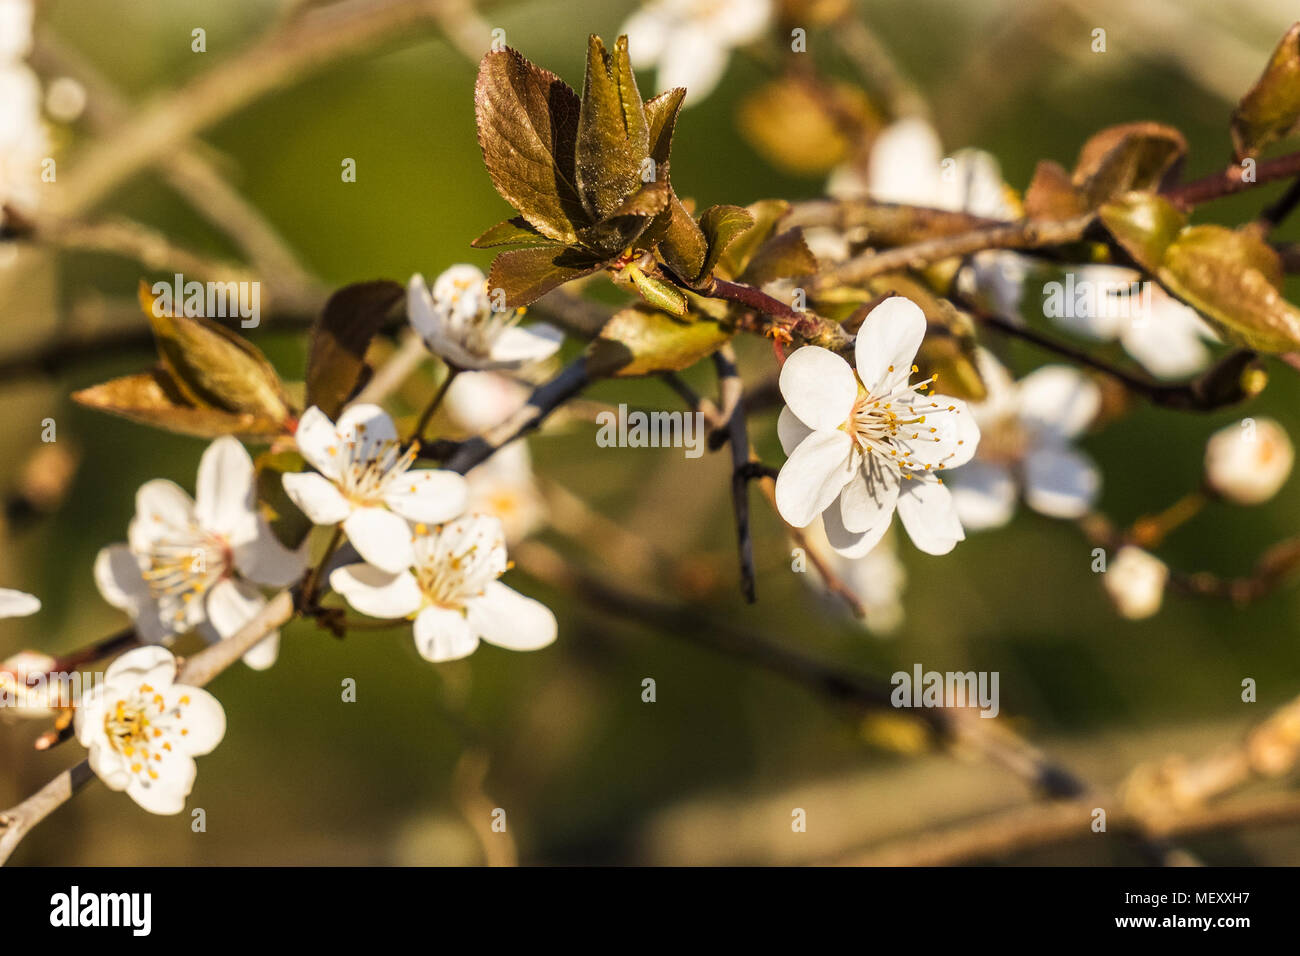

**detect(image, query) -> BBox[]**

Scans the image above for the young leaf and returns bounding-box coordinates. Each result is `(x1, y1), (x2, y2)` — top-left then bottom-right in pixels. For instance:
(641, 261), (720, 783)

(487, 245), (605, 308)
(696, 204), (756, 285)
(72, 370), (286, 440)
(644, 87), (686, 169)
(1098, 192), (1187, 271)
(140, 282), (292, 425)
(738, 228), (817, 287)
(1071, 122), (1186, 209)
(651, 194), (708, 282)
(586, 305), (731, 377)
(575, 178), (670, 258)
(575, 35), (651, 221)
(475, 47), (587, 242)
(1157, 225), (1300, 353)
(1232, 23), (1300, 159)
(471, 216), (557, 249)
(305, 280), (404, 419)
(629, 268), (688, 316)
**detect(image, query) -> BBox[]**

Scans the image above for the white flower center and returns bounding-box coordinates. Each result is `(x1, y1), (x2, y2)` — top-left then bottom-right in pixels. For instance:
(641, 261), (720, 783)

(140, 516), (231, 621)
(412, 523), (505, 609)
(843, 364), (965, 477)
(103, 685), (198, 781)
(333, 426), (419, 504)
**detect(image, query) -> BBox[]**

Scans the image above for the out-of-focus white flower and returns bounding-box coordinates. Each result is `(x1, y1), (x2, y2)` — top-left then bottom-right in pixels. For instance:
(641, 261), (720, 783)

(330, 513), (557, 663)
(75, 646), (225, 815)
(828, 119), (1028, 320)
(622, 0), (772, 105)
(1204, 417), (1294, 505)
(408, 266), (563, 372)
(445, 372), (547, 543)
(44, 75), (87, 123)
(1045, 264), (1218, 379)
(775, 297), (979, 557)
(283, 404), (468, 574)
(949, 350), (1102, 530)
(0, 63), (47, 215)
(95, 437), (304, 670)
(0, 587), (39, 618)
(1103, 546), (1168, 620)
(0, 650), (58, 718)
(801, 522), (907, 635)
(0, 0), (34, 61)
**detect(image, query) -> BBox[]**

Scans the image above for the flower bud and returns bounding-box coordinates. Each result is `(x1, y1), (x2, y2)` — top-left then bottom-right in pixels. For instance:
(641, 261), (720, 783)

(1204, 417), (1294, 505)
(1104, 546), (1168, 620)
(0, 651), (59, 719)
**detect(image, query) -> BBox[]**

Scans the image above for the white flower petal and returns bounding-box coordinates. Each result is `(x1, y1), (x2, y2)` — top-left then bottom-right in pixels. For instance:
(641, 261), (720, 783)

(383, 469), (469, 524)
(776, 405), (812, 455)
(232, 515), (307, 588)
(294, 406), (343, 479)
(839, 461), (900, 534)
(125, 753), (196, 815)
(0, 588), (40, 618)
(1023, 445), (1100, 518)
(855, 297), (927, 393)
(204, 578), (265, 640)
(821, 494), (893, 558)
(194, 436), (255, 536)
(774, 429), (855, 528)
(282, 471), (352, 525)
(342, 507), (416, 573)
(656, 24), (729, 103)
(406, 273), (442, 344)
(867, 118), (944, 206)
(167, 685), (226, 756)
(903, 395), (980, 470)
(335, 403), (400, 460)
(622, 8), (670, 65)
(1016, 365), (1100, 440)
(103, 645), (177, 691)
(329, 564), (423, 619)
(896, 479), (965, 555)
(778, 346), (857, 432)
(949, 461), (1018, 531)
(488, 323), (564, 366)
(413, 605), (479, 662)
(466, 581), (557, 651)
(131, 480), (196, 548)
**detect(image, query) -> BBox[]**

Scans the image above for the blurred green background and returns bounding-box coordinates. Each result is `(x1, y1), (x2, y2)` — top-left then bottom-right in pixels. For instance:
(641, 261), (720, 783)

(3, 0), (1300, 865)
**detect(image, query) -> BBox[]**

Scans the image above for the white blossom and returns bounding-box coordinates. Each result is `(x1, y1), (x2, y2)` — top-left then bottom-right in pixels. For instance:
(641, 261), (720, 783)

(407, 266), (563, 372)
(284, 403), (468, 574)
(0, 587), (39, 618)
(95, 437), (304, 670)
(621, 0), (772, 105)
(75, 646), (225, 815)
(775, 297), (979, 557)
(330, 513), (556, 663)
(1204, 417), (1294, 505)
(949, 350), (1102, 530)
(1104, 546), (1168, 620)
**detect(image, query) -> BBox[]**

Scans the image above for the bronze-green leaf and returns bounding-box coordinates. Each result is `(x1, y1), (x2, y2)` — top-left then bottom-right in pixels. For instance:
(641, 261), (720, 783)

(1072, 122), (1187, 209)
(475, 47), (587, 243)
(586, 304), (732, 377)
(1232, 23), (1300, 159)
(471, 216), (557, 248)
(305, 280), (404, 419)
(72, 369), (286, 441)
(575, 178), (670, 258)
(738, 228), (817, 287)
(644, 87), (686, 170)
(140, 282), (291, 425)
(696, 204), (756, 285)
(629, 269), (688, 316)
(488, 245), (605, 309)
(1157, 224), (1300, 353)
(652, 194), (709, 282)
(1098, 191), (1187, 272)
(575, 35), (650, 222)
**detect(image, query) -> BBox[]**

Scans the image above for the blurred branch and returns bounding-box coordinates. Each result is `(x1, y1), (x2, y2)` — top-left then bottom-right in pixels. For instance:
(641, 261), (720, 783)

(713, 347), (757, 603)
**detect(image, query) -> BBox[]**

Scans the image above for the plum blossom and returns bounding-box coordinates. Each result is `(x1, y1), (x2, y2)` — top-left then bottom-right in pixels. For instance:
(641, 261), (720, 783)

(407, 265), (563, 372)
(774, 297), (980, 557)
(1047, 264), (1219, 379)
(95, 438), (305, 670)
(446, 371), (547, 543)
(1204, 417), (1294, 505)
(801, 523), (907, 635)
(283, 404), (468, 573)
(1103, 546), (1168, 620)
(0, 587), (39, 618)
(330, 513), (557, 663)
(0, 649), (58, 718)
(75, 646), (225, 815)
(948, 350), (1102, 530)
(827, 118), (1029, 319)
(0, 0), (47, 221)
(621, 0), (772, 105)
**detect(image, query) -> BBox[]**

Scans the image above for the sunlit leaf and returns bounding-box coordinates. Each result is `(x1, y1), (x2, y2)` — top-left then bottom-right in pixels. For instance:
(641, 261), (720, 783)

(1232, 22), (1300, 158)
(586, 304), (732, 377)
